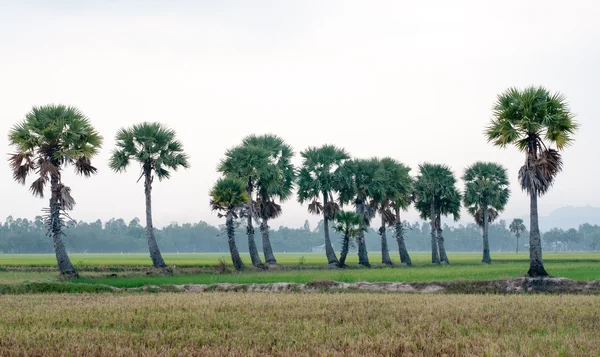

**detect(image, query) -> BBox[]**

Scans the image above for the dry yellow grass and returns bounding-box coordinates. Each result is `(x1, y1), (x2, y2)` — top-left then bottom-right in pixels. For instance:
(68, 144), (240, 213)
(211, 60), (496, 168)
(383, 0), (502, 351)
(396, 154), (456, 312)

(1, 293), (599, 356)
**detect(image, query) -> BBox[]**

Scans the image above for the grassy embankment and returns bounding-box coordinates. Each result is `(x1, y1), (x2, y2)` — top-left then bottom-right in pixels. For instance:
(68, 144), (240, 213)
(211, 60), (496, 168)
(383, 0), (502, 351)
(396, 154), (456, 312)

(0, 293), (598, 356)
(0, 252), (598, 289)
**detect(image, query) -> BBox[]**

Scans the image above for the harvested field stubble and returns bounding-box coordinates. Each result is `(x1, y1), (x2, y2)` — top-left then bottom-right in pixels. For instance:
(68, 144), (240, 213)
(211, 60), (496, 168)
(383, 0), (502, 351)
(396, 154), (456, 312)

(0, 293), (599, 356)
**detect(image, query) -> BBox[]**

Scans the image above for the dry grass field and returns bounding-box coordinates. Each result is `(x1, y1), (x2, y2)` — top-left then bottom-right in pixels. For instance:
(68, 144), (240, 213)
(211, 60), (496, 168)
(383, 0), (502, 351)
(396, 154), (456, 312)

(1, 293), (599, 356)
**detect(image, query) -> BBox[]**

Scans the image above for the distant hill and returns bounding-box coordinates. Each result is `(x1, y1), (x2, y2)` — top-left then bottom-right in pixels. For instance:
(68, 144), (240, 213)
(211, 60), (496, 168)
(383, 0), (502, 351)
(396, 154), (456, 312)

(536, 206), (600, 231)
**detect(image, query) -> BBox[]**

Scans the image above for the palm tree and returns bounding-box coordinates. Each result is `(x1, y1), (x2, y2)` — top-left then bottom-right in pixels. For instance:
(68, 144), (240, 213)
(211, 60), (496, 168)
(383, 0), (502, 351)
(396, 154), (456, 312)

(8, 104), (103, 277)
(337, 158), (384, 267)
(375, 158), (414, 265)
(384, 159), (414, 266)
(109, 122), (189, 269)
(333, 211), (366, 267)
(509, 218), (526, 254)
(209, 177), (249, 271)
(486, 86), (578, 277)
(297, 145), (350, 265)
(242, 134), (295, 266)
(414, 163), (461, 264)
(218, 145), (271, 268)
(463, 162), (510, 264)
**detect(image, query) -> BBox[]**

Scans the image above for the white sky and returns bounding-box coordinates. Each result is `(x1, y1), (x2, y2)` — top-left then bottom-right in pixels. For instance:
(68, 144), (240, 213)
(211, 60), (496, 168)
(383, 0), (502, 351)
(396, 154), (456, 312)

(1, 0), (598, 229)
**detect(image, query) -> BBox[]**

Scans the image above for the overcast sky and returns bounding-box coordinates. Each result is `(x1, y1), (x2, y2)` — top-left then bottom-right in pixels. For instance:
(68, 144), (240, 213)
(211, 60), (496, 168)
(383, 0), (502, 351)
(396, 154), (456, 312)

(0, 0), (598, 229)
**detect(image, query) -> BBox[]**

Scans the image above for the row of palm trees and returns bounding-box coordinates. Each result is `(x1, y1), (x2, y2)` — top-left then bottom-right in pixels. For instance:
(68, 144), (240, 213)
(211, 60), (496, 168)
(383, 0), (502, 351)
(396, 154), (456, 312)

(211, 143), (510, 270)
(8, 86), (577, 278)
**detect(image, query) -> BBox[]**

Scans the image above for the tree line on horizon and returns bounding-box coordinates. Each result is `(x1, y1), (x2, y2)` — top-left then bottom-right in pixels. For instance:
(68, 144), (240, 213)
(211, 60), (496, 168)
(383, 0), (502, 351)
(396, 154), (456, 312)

(2, 215), (599, 256)
(7, 86), (578, 278)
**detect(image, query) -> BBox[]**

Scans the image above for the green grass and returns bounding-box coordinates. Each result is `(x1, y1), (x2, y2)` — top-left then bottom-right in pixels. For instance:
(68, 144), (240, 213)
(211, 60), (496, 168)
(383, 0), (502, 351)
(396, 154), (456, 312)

(1, 251), (599, 267)
(74, 261), (599, 288)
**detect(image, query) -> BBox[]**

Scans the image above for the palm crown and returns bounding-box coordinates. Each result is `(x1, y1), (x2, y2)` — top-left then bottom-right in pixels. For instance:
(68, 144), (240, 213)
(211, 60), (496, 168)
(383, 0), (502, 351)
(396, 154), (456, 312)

(333, 211), (366, 238)
(210, 177), (249, 218)
(509, 218), (526, 235)
(377, 157), (413, 224)
(109, 122), (189, 179)
(485, 86), (578, 196)
(414, 163), (461, 221)
(297, 144), (349, 219)
(337, 158), (385, 225)
(242, 134), (296, 214)
(463, 162), (510, 226)
(8, 104), (103, 197)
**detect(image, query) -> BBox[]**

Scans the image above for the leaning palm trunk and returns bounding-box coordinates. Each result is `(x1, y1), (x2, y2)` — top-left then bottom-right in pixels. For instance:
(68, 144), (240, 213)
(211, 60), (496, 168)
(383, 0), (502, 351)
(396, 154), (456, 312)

(379, 216), (392, 265)
(528, 189), (548, 276)
(260, 217), (277, 265)
(226, 212), (244, 271)
(482, 204), (492, 264)
(246, 191), (264, 268)
(49, 173), (78, 277)
(144, 166), (166, 269)
(323, 216), (339, 265)
(323, 194), (339, 265)
(339, 235), (350, 267)
(394, 211), (412, 266)
(436, 215), (450, 264)
(430, 202), (440, 264)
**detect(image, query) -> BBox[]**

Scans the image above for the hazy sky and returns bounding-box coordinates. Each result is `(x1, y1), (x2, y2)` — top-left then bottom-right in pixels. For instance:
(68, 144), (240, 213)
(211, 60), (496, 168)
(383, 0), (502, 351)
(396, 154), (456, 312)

(1, 0), (599, 229)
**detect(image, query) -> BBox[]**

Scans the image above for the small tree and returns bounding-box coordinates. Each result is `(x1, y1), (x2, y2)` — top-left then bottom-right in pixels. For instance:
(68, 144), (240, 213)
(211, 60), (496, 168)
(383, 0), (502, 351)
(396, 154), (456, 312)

(109, 122), (189, 268)
(8, 104), (103, 277)
(333, 211), (366, 267)
(210, 177), (249, 271)
(509, 218), (526, 254)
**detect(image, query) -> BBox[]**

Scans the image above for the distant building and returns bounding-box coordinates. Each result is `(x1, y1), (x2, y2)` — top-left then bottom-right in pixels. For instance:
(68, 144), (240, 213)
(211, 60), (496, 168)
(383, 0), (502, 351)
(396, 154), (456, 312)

(311, 244), (325, 253)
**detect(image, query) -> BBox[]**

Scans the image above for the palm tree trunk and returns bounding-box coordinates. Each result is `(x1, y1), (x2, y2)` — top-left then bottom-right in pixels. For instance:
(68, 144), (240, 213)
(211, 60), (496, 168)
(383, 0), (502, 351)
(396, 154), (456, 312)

(246, 188), (264, 268)
(394, 210), (412, 266)
(357, 231), (370, 267)
(356, 204), (370, 267)
(260, 217), (277, 265)
(380, 216), (392, 265)
(436, 214), (450, 264)
(144, 166), (166, 269)
(430, 201), (440, 264)
(482, 204), (492, 264)
(49, 173), (78, 277)
(339, 234), (350, 267)
(527, 190), (548, 277)
(226, 212), (244, 271)
(516, 233), (519, 254)
(323, 193), (339, 265)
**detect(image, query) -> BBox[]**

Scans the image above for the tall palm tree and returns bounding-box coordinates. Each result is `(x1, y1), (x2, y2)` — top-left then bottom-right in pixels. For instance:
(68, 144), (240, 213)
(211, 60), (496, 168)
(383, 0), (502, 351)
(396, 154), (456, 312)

(373, 158), (414, 265)
(209, 177), (249, 271)
(333, 211), (366, 267)
(463, 162), (510, 264)
(509, 218), (526, 254)
(8, 104), (103, 277)
(297, 145), (350, 265)
(486, 86), (578, 277)
(337, 158), (384, 267)
(242, 134), (295, 266)
(380, 158), (414, 266)
(414, 163), (460, 264)
(109, 122), (189, 269)
(218, 145), (271, 268)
